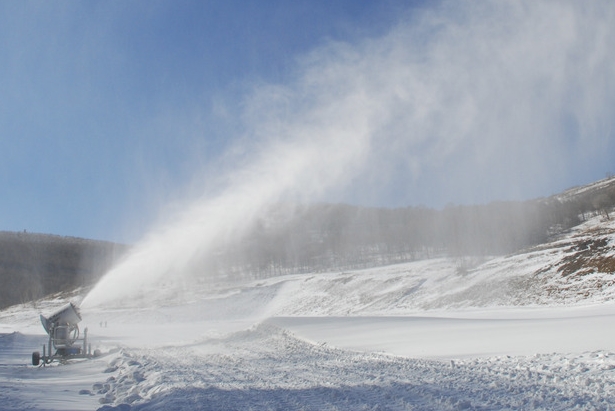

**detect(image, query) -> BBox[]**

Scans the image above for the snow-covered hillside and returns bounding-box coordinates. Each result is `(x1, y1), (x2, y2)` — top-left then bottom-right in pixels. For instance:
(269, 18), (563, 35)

(1, 213), (615, 410)
(263, 212), (615, 314)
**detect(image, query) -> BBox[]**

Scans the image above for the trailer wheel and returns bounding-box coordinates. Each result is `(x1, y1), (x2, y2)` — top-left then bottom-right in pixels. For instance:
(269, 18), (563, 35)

(32, 351), (40, 366)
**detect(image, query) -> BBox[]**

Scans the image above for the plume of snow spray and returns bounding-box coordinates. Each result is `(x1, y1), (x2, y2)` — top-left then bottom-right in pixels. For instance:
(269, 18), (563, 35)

(82, 67), (387, 307)
(82, 0), (615, 308)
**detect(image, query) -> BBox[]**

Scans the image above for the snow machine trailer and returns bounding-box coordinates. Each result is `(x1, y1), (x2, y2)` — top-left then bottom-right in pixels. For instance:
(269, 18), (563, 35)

(32, 302), (100, 366)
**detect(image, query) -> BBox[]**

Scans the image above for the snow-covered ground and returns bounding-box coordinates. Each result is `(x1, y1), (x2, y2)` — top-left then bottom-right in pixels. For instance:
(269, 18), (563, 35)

(2, 214), (615, 410)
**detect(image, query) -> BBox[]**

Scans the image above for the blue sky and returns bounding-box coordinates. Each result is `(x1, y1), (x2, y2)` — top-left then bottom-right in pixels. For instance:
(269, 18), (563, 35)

(1, 1), (614, 244)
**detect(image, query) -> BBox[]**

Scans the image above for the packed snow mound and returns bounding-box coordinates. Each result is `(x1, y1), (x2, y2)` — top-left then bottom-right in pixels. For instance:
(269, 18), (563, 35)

(93, 324), (615, 411)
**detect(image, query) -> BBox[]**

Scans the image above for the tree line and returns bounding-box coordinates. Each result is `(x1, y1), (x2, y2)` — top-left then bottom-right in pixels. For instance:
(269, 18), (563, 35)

(0, 232), (128, 309)
(200, 177), (615, 281)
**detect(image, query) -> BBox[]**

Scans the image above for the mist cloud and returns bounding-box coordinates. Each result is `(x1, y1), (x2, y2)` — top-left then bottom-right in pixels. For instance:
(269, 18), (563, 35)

(82, 0), (615, 307)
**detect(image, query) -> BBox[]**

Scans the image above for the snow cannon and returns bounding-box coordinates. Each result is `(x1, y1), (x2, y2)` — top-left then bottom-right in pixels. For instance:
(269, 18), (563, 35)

(32, 302), (100, 366)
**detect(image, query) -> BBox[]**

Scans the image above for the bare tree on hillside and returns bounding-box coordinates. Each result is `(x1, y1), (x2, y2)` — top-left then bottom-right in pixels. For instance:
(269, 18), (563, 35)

(593, 193), (613, 220)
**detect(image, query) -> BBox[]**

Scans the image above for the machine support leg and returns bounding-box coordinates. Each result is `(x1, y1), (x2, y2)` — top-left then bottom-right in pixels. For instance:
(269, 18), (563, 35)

(83, 327), (88, 355)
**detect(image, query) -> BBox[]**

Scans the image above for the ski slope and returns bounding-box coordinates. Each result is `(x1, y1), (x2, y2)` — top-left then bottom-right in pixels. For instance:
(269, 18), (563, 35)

(1, 214), (615, 410)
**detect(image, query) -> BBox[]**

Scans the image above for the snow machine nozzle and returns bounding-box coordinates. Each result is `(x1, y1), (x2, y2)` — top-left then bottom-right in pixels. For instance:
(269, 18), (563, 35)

(40, 302), (82, 334)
